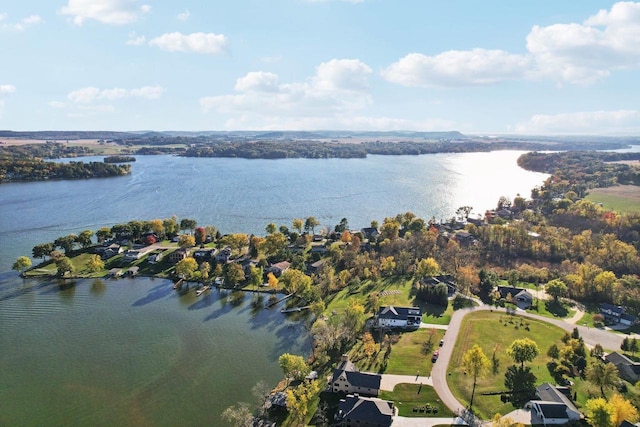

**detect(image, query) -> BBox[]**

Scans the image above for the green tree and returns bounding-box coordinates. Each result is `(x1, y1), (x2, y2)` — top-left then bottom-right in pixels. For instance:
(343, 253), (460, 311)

(585, 398), (615, 427)
(32, 242), (55, 260)
(265, 222), (277, 235)
(278, 353), (310, 385)
(225, 263), (245, 286)
(586, 361), (620, 398)
(55, 256), (75, 278)
(507, 338), (540, 368)
(96, 227), (113, 243)
(85, 254), (104, 273)
(180, 218), (197, 234)
(462, 344), (491, 408)
(163, 216), (179, 239)
(292, 218), (304, 234)
(259, 232), (288, 258)
(304, 216), (320, 234)
(279, 269), (312, 296)
(55, 234), (77, 254)
(12, 256), (32, 275)
(76, 230), (94, 248)
(248, 265), (263, 288)
(199, 261), (211, 283)
(631, 338), (639, 356)
(545, 279), (567, 301)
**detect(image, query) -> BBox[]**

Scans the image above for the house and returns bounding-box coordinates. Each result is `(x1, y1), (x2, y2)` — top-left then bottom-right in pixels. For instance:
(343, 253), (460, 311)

(600, 303), (637, 326)
(528, 383), (582, 424)
(306, 259), (324, 275)
(605, 352), (640, 383)
(168, 248), (190, 264)
(147, 249), (167, 264)
(107, 268), (123, 278)
(360, 227), (380, 240)
(376, 306), (422, 330)
(420, 275), (457, 296)
(335, 394), (394, 427)
(125, 266), (139, 277)
(266, 261), (290, 278)
(497, 286), (533, 309)
(123, 249), (143, 262)
(453, 230), (474, 246)
(95, 243), (123, 260)
(330, 355), (381, 396)
(215, 246), (232, 263)
(193, 248), (216, 261)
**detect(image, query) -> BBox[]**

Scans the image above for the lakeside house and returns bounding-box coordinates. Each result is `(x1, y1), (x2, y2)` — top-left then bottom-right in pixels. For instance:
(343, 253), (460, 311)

(335, 394), (394, 427)
(600, 303), (637, 326)
(266, 261), (291, 278)
(375, 306), (422, 330)
(330, 355), (381, 396)
(604, 352), (640, 383)
(168, 248), (190, 264)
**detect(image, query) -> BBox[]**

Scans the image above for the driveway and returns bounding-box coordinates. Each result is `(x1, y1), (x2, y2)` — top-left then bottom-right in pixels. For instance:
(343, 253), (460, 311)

(379, 373), (433, 391)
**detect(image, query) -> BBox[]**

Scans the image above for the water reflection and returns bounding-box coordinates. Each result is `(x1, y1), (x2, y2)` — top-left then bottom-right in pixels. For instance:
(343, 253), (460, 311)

(90, 278), (106, 295)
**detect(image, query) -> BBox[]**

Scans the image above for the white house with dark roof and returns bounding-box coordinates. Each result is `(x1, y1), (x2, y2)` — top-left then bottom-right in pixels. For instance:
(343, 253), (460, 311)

(330, 355), (381, 396)
(528, 383), (581, 424)
(600, 303), (637, 326)
(375, 306), (422, 330)
(498, 286), (533, 309)
(335, 394), (394, 427)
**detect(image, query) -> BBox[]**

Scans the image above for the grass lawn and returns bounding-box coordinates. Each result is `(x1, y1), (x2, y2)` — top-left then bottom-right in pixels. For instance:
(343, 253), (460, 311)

(384, 328), (446, 376)
(586, 186), (640, 213)
(421, 303), (453, 325)
(448, 311), (566, 419)
(526, 299), (577, 320)
(380, 383), (453, 417)
(324, 276), (415, 316)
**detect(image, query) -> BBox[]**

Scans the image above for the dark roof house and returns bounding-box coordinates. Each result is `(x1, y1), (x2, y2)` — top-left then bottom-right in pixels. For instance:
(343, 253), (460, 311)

(376, 306), (422, 330)
(330, 355), (382, 397)
(497, 286), (533, 309)
(335, 394), (394, 427)
(529, 383), (581, 424)
(605, 352), (640, 383)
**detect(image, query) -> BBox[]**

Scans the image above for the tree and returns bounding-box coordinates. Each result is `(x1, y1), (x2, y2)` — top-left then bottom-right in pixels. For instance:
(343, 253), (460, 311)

(32, 242), (54, 260)
(304, 216), (320, 234)
(265, 222), (277, 235)
(342, 300), (366, 341)
(279, 269), (312, 296)
(415, 257), (439, 279)
(631, 338), (639, 356)
(85, 254), (104, 273)
(96, 227), (113, 243)
(335, 217), (349, 233)
(545, 279), (567, 302)
(278, 353), (310, 385)
(12, 256), (32, 275)
(286, 380), (320, 425)
(55, 256), (75, 278)
(610, 394), (639, 427)
(220, 402), (253, 427)
(292, 218), (304, 234)
(149, 219), (164, 238)
(175, 257), (198, 281)
(585, 398), (615, 427)
(177, 234), (195, 248)
(492, 413), (525, 427)
(225, 263), (245, 286)
(199, 261), (211, 283)
(591, 344), (605, 359)
(362, 332), (378, 358)
(180, 218), (197, 234)
(507, 338), (539, 368)
(55, 234), (77, 254)
(77, 230), (94, 248)
(586, 361), (620, 398)
(194, 227), (207, 245)
(462, 344), (491, 408)
(267, 271), (278, 290)
(621, 337), (630, 353)
(163, 216), (179, 239)
(259, 232), (288, 258)
(247, 265), (263, 288)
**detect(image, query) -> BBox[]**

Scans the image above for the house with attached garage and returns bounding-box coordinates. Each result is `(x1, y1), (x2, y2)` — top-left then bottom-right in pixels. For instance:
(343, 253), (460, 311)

(527, 383), (582, 425)
(605, 352), (640, 383)
(330, 355), (381, 397)
(498, 285), (533, 309)
(600, 303), (637, 326)
(335, 394), (394, 427)
(375, 306), (422, 330)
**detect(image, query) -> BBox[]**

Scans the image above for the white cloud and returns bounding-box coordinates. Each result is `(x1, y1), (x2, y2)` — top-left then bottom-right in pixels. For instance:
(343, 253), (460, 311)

(48, 101), (67, 109)
(516, 110), (640, 134)
(149, 32), (228, 54)
(1, 14), (44, 31)
(66, 86), (165, 103)
(126, 33), (146, 46)
(313, 58), (372, 91)
(384, 1), (640, 87)
(0, 84), (16, 94)
(382, 49), (531, 87)
(59, 0), (150, 25)
(234, 72), (280, 93)
(177, 9), (190, 21)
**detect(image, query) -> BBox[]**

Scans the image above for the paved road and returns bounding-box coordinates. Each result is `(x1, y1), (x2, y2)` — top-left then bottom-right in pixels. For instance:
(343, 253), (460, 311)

(430, 304), (625, 416)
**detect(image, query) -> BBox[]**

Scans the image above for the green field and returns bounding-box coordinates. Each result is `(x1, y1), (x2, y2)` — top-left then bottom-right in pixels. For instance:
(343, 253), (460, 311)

(586, 187), (640, 213)
(448, 311), (566, 419)
(380, 383), (453, 417)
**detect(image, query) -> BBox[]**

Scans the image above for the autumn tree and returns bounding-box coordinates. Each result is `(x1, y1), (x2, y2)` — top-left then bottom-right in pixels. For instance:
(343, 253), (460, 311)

(361, 332), (378, 358)
(175, 257), (198, 281)
(545, 279), (568, 302)
(586, 361), (620, 398)
(267, 271), (278, 290)
(149, 219), (164, 238)
(199, 261), (211, 283)
(342, 300), (366, 341)
(610, 394), (639, 427)
(585, 398), (616, 427)
(279, 269), (312, 297)
(163, 216), (179, 239)
(259, 232), (288, 258)
(85, 254), (104, 273)
(247, 265), (263, 288)
(415, 257), (439, 279)
(177, 234), (195, 248)
(286, 380), (320, 425)
(462, 344), (491, 408)
(292, 218), (304, 234)
(194, 227), (207, 245)
(278, 353), (310, 385)
(12, 256), (32, 275)
(55, 256), (75, 278)
(507, 338), (539, 368)
(225, 263), (245, 287)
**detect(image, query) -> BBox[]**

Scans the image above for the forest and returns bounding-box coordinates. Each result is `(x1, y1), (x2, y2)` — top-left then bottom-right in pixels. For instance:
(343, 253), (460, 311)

(0, 158), (131, 182)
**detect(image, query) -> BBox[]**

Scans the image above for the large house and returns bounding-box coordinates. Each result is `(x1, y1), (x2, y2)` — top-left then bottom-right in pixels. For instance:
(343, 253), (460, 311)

(600, 303), (637, 326)
(528, 383), (582, 425)
(605, 352), (640, 383)
(335, 394), (394, 427)
(498, 286), (533, 309)
(376, 306), (422, 330)
(330, 355), (381, 396)
(419, 274), (457, 296)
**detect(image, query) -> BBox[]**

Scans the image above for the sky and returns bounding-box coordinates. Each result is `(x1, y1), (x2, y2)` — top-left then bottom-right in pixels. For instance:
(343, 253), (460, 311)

(1, 0), (639, 135)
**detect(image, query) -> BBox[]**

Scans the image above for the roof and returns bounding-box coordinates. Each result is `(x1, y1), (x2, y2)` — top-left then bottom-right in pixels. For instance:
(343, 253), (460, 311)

(535, 383), (579, 415)
(269, 261), (291, 271)
(377, 305), (421, 319)
(621, 313), (637, 323)
(343, 371), (382, 390)
(338, 395), (393, 425)
(605, 351), (635, 366)
(331, 359), (358, 382)
(497, 286), (530, 300)
(531, 401), (570, 419)
(600, 303), (625, 315)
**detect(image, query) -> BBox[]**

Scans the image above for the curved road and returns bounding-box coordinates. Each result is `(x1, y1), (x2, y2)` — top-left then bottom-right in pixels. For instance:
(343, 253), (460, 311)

(430, 304), (625, 416)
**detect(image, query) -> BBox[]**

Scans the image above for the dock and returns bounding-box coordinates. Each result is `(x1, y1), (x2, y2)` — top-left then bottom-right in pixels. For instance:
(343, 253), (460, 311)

(173, 278), (184, 289)
(281, 305), (310, 313)
(267, 293), (293, 308)
(196, 285), (210, 297)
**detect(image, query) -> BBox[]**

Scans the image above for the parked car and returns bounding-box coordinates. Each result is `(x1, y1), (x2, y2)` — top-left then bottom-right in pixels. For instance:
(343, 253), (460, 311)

(432, 350), (439, 363)
(439, 339), (444, 347)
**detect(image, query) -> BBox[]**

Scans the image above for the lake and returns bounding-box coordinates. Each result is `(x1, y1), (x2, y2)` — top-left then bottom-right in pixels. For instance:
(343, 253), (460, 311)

(0, 150), (549, 426)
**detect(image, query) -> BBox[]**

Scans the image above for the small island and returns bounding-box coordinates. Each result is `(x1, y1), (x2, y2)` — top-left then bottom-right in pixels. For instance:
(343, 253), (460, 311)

(104, 155), (136, 163)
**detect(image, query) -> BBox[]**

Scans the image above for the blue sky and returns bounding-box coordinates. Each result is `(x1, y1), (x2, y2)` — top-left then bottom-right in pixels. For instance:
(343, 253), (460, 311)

(1, 0), (639, 134)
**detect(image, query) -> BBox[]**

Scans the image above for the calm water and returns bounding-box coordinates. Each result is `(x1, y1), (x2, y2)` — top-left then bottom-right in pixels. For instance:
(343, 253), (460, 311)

(0, 274), (309, 426)
(0, 151), (549, 426)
